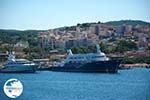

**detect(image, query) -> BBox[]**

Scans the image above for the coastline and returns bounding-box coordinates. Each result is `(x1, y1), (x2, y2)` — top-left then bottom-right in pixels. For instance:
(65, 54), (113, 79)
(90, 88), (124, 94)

(119, 63), (150, 69)
(37, 63), (150, 71)
(1, 62), (150, 72)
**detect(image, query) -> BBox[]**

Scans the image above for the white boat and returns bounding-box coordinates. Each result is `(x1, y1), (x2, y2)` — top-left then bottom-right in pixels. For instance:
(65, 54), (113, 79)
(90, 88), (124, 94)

(0, 52), (38, 73)
(51, 44), (121, 73)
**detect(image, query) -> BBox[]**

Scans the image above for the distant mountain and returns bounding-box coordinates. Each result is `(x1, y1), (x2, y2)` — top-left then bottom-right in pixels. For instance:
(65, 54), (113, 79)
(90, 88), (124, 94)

(0, 29), (45, 34)
(0, 20), (150, 32)
(55, 20), (150, 31)
(104, 20), (150, 26)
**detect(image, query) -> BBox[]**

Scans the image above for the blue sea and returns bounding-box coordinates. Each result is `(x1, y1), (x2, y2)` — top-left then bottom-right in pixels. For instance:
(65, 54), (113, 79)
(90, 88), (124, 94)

(0, 68), (150, 100)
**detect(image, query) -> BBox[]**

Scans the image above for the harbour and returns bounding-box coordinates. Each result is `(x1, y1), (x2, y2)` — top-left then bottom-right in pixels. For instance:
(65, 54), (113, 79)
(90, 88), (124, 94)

(0, 68), (150, 100)
(0, 0), (150, 100)
(0, 44), (121, 73)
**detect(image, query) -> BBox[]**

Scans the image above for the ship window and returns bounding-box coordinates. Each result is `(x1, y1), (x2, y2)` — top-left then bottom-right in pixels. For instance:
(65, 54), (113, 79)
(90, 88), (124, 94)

(69, 61), (72, 63)
(99, 56), (105, 57)
(79, 57), (82, 59)
(69, 57), (74, 59)
(79, 57), (83, 59)
(93, 56), (105, 58)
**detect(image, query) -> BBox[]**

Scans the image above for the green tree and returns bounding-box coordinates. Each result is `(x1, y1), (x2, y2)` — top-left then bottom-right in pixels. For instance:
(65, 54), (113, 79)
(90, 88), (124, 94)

(115, 40), (137, 52)
(23, 48), (30, 54)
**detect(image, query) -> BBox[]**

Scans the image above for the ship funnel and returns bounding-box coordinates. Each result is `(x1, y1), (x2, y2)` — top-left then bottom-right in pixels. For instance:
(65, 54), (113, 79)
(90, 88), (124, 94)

(67, 49), (73, 55)
(96, 44), (101, 53)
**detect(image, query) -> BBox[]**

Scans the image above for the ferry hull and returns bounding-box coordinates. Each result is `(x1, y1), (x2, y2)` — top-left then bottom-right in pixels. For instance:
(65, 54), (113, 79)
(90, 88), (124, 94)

(0, 65), (38, 73)
(51, 60), (121, 73)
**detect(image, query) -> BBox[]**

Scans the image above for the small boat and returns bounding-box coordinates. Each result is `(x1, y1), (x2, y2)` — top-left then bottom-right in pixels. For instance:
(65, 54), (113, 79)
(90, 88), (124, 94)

(51, 44), (121, 73)
(0, 52), (38, 73)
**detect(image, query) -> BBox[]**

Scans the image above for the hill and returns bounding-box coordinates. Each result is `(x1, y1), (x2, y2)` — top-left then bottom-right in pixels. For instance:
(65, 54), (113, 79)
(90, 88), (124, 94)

(0, 29), (45, 44)
(104, 20), (150, 26)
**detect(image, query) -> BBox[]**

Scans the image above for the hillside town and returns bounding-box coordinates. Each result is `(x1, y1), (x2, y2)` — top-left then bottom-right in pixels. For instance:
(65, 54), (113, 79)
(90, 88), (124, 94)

(38, 22), (150, 51)
(0, 20), (150, 68)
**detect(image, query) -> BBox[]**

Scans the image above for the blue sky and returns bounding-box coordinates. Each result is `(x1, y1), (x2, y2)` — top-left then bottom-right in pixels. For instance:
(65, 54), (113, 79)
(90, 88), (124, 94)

(0, 0), (149, 30)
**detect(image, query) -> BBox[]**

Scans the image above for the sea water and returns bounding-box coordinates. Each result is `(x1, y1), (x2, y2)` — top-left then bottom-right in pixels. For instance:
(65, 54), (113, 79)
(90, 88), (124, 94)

(0, 68), (150, 100)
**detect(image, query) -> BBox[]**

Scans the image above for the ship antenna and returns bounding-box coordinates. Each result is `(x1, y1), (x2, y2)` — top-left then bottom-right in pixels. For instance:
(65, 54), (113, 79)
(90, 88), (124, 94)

(12, 51), (15, 55)
(6, 51), (9, 55)
(96, 44), (101, 53)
